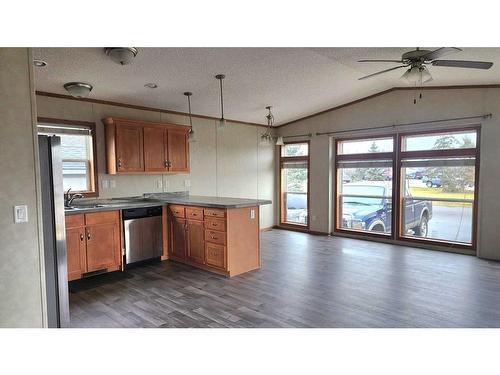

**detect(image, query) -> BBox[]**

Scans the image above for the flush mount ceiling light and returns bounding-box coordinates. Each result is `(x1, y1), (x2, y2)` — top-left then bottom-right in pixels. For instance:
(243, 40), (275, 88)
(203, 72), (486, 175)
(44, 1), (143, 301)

(184, 91), (197, 143)
(33, 59), (47, 67)
(104, 47), (138, 65)
(215, 74), (227, 130)
(144, 83), (158, 89)
(63, 82), (93, 98)
(260, 106), (275, 146)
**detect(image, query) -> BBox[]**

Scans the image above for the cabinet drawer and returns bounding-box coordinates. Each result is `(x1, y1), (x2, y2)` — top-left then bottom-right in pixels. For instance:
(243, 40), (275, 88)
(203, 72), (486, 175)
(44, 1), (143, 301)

(205, 230), (226, 245)
(85, 210), (120, 225)
(204, 208), (226, 218)
(65, 214), (85, 228)
(169, 205), (185, 218)
(204, 218), (226, 232)
(186, 207), (204, 221)
(205, 243), (226, 269)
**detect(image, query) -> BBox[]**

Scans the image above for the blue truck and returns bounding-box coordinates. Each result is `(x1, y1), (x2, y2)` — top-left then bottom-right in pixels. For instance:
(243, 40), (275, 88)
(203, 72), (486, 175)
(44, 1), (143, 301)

(341, 182), (432, 236)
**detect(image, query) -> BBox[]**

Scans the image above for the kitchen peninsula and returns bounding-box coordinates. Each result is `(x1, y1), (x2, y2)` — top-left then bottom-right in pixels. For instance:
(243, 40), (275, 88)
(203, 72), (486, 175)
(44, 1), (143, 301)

(64, 193), (271, 280)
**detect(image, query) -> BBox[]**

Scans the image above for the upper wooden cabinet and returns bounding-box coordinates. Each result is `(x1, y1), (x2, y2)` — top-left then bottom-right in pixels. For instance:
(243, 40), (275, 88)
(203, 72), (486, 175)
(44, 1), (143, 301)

(103, 117), (190, 174)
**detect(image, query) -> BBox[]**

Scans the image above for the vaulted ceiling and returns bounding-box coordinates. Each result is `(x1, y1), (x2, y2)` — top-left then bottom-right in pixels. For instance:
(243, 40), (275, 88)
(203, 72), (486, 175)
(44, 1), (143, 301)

(33, 48), (500, 125)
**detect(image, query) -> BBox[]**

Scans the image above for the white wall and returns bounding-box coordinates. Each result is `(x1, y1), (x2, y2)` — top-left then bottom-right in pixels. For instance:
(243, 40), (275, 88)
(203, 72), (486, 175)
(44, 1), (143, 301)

(0, 48), (45, 327)
(277, 87), (500, 261)
(36, 95), (276, 229)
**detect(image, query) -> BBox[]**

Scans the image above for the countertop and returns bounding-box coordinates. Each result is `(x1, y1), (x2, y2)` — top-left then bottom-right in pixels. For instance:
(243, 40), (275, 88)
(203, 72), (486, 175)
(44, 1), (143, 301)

(65, 193), (272, 215)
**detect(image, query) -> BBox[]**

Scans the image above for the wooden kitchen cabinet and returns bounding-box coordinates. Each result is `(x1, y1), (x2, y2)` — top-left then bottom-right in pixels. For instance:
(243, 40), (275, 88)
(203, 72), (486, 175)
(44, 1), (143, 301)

(169, 216), (187, 260)
(115, 123), (144, 172)
(103, 117), (190, 174)
(65, 211), (121, 281)
(186, 219), (205, 265)
(165, 204), (260, 277)
(66, 226), (87, 281)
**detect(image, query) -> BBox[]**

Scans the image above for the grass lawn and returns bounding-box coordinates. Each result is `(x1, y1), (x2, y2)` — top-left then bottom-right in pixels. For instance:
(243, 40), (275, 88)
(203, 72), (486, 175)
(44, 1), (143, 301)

(409, 187), (474, 206)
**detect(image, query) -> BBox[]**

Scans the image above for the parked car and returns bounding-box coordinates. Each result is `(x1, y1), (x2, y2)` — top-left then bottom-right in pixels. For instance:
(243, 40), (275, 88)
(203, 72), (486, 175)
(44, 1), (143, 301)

(341, 182), (432, 236)
(406, 170), (424, 179)
(423, 176), (442, 188)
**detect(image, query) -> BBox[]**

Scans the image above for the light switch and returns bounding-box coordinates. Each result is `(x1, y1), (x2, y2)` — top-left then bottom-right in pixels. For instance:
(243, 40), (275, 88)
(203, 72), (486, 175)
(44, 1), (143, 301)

(250, 209), (256, 219)
(14, 205), (28, 223)
(110, 180), (116, 188)
(184, 179), (191, 188)
(102, 179), (109, 189)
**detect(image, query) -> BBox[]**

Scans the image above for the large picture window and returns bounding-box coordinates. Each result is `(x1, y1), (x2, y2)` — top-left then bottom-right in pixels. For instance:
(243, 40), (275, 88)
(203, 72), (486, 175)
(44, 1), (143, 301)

(280, 142), (309, 227)
(335, 127), (480, 250)
(38, 118), (99, 197)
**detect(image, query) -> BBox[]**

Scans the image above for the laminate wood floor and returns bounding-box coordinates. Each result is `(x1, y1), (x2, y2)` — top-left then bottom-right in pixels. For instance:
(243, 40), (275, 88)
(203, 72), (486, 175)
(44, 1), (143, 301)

(69, 229), (500, 328)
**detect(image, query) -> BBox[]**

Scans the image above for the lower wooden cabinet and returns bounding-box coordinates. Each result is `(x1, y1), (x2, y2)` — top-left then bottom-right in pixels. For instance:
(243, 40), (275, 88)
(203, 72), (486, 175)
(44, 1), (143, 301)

(65, 211), (121, 281)
(169, 216), (187, 260)
(186, 219), (205, 265)
(166, 204), (260, 277)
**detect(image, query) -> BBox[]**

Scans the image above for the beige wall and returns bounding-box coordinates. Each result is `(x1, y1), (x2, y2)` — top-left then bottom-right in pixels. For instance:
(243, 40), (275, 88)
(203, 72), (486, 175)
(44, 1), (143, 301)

(0, 48), (45, 327)
(277, 87), (500, 260)
(36, 96), (276, 229)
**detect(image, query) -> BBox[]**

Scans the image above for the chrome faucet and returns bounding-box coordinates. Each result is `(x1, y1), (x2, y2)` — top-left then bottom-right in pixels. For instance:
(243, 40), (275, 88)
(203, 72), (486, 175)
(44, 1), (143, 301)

(64, 188), (84, 207)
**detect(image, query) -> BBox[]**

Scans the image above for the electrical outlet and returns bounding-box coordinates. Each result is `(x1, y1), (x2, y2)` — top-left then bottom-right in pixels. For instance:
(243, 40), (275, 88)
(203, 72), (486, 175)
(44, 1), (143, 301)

(110, 180), (116, 188)
(250, 209), (256, 219)
(184, 179), (191, 188)
(163, 179), (169, 191)
(102, 179), (109, 189)
(156, 179), (163, 189)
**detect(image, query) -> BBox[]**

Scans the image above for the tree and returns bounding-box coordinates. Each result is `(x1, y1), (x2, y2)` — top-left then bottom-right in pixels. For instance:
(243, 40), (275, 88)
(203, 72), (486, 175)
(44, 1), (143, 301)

(350, 141), (386, 182)
(425, 135), (475, 192)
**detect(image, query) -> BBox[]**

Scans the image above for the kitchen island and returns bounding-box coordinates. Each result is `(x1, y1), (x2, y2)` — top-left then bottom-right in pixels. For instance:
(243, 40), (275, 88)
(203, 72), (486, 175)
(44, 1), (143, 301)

(64, 193), (271, 279)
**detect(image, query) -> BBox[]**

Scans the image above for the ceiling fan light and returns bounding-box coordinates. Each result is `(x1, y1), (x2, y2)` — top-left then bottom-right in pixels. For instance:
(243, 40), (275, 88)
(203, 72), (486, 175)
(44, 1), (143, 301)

(275, 136), (285, 146)
(63, 82), (93, 98)
(105, 47), (138, 65)
(420, 67), (433, 83)
(188, 128), (197, 143)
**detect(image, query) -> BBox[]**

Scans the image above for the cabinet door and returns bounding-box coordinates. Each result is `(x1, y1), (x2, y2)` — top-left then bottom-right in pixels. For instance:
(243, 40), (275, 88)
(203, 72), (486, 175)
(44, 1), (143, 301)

(169, 217), (187, 260)
(144, 126), (168, 172)
(116, 124), (144, 172)
(66, 227), (87, 281)
(187, 220), (205, 265)
(205, 243), (226, 270)
(166, 129), (189, 172)
(85, 223), (121, 272)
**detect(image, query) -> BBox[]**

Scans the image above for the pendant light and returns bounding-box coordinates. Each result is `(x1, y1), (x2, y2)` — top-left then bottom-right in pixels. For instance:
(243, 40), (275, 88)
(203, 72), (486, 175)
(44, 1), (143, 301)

(215, 74), (227, 129)
(275, 136), (284, 146)
(184, 91), (196, 143)
(260, 106), (275, 146)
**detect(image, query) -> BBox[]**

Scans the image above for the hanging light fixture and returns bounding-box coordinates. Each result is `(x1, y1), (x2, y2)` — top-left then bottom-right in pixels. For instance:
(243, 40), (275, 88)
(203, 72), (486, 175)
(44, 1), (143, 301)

(260, 106), (275, 146)
(184, 91), (196, 143)
(215, 74), (226, 129)
(401, 65), (433, 84)
(275, 136), (284, 146)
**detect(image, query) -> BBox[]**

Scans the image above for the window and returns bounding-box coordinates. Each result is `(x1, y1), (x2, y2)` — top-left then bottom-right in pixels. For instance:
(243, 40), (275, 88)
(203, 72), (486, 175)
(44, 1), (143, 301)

(399, 129), (479, 246)
(334, 127), (480, 250)
(336, 136), (395, 236)
(280, 142), (309, 227)
(38, 118), (98, 197)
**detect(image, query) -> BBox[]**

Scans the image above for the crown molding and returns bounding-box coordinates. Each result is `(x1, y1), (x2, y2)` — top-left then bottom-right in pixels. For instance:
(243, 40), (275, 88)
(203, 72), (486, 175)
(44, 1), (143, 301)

(275, 84), (500, 128)
(35, 91), (268, 128)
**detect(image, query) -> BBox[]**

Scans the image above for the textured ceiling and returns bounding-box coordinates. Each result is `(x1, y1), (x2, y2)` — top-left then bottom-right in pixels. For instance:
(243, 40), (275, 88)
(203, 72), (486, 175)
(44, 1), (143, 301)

(33, 47), (500, 125)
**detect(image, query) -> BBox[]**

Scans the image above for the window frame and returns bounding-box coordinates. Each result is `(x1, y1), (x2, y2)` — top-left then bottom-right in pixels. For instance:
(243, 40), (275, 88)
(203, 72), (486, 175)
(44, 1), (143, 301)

(333, 125), (481, 251)
(37, 117), (99, 198)
(334, 134), (397, 239)
(279, 140), (311, 229)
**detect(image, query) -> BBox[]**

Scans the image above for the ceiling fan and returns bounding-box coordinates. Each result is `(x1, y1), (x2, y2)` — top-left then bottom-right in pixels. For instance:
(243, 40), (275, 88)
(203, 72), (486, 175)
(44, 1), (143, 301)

(358, 47), (493, 82)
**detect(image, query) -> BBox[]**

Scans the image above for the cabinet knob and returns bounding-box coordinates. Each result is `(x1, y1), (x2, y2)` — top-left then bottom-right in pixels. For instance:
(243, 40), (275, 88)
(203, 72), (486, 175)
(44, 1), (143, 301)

(165, 160), (169, 168)
(117, 159), (122, 168)
(86, 230), (91, 240)
(80, 233), (84, 241)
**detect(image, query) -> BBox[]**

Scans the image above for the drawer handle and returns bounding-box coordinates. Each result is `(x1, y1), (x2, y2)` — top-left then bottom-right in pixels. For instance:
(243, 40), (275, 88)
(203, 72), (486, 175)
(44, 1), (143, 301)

(212, 222), (217, 226)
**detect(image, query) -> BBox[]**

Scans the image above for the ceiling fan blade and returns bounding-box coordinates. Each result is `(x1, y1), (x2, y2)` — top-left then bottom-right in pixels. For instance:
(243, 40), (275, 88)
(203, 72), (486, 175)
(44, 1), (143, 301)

(421, 47), (462, 61)
(432, 60), (493, 69)
(358, 59), (403, 63)
(358, 65), (408, 80)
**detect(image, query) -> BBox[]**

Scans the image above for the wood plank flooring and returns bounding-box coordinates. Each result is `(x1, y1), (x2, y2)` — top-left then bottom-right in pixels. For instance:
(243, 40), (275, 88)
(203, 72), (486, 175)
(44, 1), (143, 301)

(69, 229), (500, 328)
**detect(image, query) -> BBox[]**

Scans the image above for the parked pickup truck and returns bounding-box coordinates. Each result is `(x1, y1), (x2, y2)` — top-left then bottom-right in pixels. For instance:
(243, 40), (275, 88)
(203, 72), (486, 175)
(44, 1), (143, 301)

(341, 182), (433, 236)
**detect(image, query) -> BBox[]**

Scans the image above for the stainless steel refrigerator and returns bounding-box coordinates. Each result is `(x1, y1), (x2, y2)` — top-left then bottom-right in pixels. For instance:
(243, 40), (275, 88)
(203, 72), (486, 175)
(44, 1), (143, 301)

(38, 135), (70, 328)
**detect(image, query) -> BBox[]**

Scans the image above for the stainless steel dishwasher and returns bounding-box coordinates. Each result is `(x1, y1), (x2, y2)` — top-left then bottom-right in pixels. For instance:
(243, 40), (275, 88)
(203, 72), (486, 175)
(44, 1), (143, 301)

(122, 206), (163, 265)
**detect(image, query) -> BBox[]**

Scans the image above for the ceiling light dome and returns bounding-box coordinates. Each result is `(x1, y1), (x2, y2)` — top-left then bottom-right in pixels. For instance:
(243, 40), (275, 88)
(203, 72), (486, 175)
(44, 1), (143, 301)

(63, 82), (93, 98)
(401, 65), (433, 84)
(104, 47), (138, 65)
